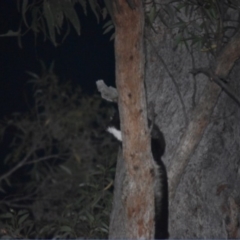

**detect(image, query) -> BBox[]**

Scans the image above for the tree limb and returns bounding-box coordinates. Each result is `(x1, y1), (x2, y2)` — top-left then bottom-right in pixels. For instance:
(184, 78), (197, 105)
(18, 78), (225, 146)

(190, 68), (240, 107)
(215, 27), (240, 78)
(110, 0), (155, 238)
(168, 80), (221, 203)
(0, 146), (37, 183)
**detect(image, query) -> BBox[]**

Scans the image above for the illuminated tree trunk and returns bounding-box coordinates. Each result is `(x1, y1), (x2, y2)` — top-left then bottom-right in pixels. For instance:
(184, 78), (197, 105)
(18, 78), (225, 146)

(109, 0), (155, 238)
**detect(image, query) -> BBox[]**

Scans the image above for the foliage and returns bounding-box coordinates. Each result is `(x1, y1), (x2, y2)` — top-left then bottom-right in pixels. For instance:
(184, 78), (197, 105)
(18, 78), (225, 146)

(0, 64), (118, 238)
(0, 0), (105, 47)
(1, 0), (240, 50)
(0, 208), (35, 238)
(147, 0), (240, 53)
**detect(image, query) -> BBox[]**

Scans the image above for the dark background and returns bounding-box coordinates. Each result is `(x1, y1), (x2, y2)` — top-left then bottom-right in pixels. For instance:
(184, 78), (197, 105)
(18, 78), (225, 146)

(0, 0), (115, 118)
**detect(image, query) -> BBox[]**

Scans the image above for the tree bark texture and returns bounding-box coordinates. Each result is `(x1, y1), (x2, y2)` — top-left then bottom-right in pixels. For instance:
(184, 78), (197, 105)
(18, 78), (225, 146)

(144, 1), (240, 238)
(110, 0), (155, 238)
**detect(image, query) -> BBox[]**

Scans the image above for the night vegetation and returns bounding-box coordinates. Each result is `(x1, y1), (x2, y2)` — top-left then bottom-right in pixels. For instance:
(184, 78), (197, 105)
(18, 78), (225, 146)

(0, 64), (117, 238)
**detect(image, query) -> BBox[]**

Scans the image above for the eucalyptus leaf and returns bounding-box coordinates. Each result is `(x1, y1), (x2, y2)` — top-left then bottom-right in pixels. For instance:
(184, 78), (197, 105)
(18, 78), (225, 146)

(49, 0), (64, 30)
(104, 0), (114, 20)
(203, 6), (215, 22)
(59, 225), (73, 233)
(148, 4), (157, 24)
(0, 187), (6, 193)
(103, 19), (113, 28)
(158, 12), (168, 27)
(62, 0), (81, 35)
(0, 30), (20, 37)
(192, 21), (203, 32)
(209, 6), (217, 19)
(110, 32), (115, 41)
(89, 0), (100, 23)
(102, 7), (108, 20)
(31, 6), (40, 33)
(18, 213), (29, 225)
(61, 22), (71, 43)
(79, 0), (87, 15)
(59, 165), (72, 175)
(0, 212), (13, 219)
(43, 0), (56, 46)
(191, 37), (201, 47)
(183, 39), (189, 51)
(185, 3), (189, 16)
(18, 209), (29, 216)
(22, 0), (29, 27)
(103, 24), (114, 35)
(39, 15), (47, 42)
(173, 33), (184, 49)
(176, 2), (187, 11)
(26, 71), (39, 79)
(170, 21), (186, 29)
(165, 4), (175, 21)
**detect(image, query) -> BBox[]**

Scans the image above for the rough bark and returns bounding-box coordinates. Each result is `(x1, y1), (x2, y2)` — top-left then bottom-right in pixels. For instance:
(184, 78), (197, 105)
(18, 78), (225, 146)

(145, 1), (240, 238)
(109, 0), (155, 238)
(109, 149), (127, 238)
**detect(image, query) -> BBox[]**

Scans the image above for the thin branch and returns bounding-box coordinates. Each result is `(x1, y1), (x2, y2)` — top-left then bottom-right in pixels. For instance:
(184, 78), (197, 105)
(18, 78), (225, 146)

(190, 68), (240, 107)
(0, 203), (32, 209)
(1, 189), (38, 203)
(215, 0), (224, 54)
(215, 27), (240, 78)
(212, 77), (240, 107)
(26, 154), (65, 164)
(168, 80), (221, 202)
(0, 145), (37, 182)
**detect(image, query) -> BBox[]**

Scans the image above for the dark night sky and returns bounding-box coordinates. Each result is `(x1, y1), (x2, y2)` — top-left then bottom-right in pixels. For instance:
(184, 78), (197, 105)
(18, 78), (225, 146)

(0, 0), (115, 117)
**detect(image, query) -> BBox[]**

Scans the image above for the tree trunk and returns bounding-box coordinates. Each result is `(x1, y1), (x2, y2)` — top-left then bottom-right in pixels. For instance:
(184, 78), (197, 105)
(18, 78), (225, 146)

(109, 0), (155, 238)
